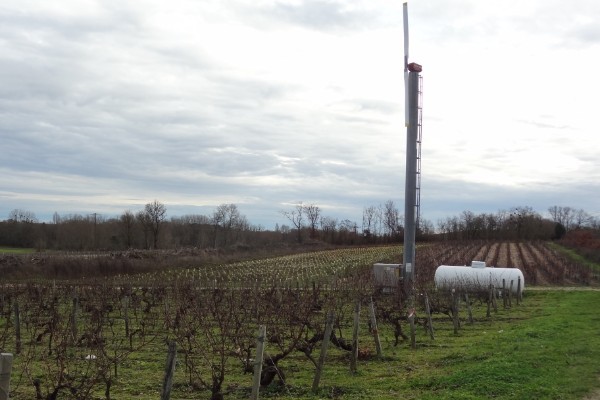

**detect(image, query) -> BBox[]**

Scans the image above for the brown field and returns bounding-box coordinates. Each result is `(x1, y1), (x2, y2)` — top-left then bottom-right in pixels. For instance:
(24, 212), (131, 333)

(416, 241), (596, 287)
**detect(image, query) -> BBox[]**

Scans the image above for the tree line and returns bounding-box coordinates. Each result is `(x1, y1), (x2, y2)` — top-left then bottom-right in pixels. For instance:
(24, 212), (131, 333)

(1, 202), (598, 251)
(437, 206), (599, 241)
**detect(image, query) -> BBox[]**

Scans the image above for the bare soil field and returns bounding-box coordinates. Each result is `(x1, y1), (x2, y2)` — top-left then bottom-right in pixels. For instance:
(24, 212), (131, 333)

(417, 241), (597, 287)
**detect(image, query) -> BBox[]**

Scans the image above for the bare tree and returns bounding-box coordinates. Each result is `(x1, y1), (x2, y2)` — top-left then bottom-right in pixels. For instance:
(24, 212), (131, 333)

(120, 210), (136, 249)
(549, 206), (572, 231)
(508, 206), (540, 240)
(418, 218), (435, 239)
(483, 213), (499, 240)
(362, 206), (377, 240)
(460, 210), (477, 240)
(211, 203), (244, 247)
(560, 206), (574, 231)
(548, 206), (560, 224)
(383, 200), (400, 240)
(136, 211), (152, 249)
(52, 212), (62, 224)
(223, 204), (242, 244)
(320, 216), (337, 243)
(574, 209), (592, 229)
(5, 209), (40, 247)
(281, 202), (304, 243)
(8, 209), (38, 223)
(303, 204), (321, 239)
(211, 205), (227, 248)
(144, 200), (167, 249)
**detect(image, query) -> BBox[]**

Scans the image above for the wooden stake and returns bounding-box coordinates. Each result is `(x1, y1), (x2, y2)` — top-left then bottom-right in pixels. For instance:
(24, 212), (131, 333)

(160, 341), (177, 400)
(0, 295), (5, 325)
(312, 311), (335, 392)
(0, 353), (13, 400)
(350, 301), (361, 372)
(424, 293), (435, 340)
(71, 295), (78, 342)
(13, 303), (21, 355)
(451, 289), (460, 334)
(368, 297), (383, 358)
(408, 309), (417, 349)
(487, 285), (492, 318)
(122, 296), (130, 343)
(465, 293), (473, 324)
(502, 279), (507, 309)
(251, 325), (266, 400)
(517, 277), (522, 305)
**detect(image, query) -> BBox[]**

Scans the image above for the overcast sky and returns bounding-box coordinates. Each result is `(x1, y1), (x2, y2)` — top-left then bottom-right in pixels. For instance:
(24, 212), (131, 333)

(1, 0), (599, 229)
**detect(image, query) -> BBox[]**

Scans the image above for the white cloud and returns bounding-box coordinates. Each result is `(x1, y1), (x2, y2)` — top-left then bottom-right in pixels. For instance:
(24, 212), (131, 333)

(1, 0), (598, 227)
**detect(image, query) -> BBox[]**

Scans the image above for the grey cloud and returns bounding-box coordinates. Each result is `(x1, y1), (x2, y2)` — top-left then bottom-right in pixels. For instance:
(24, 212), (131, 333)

(570, 23), (600, 45)
(235, 0), (389, 32)
(1, 0), (598, 230)
(421, 176), (600, 224)
(271, 1), (366, 30)
(517, 119), (570, 130)
(508, 0), (600, 48)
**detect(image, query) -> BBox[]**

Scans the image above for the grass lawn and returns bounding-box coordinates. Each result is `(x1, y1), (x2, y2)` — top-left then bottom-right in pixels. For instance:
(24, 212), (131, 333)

(255, 289), (600, 400)
(4, 289), (600, 399)
(0, 247), (35, 254)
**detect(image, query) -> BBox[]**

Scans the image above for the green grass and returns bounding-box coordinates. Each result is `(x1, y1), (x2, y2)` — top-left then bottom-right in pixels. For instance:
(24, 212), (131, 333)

(0, 246), (35, 254)
(4, 290), (600, 399)
(548, 241), (600, 272)
(400, 291), (600, 399)
(258, 290), (600, 400)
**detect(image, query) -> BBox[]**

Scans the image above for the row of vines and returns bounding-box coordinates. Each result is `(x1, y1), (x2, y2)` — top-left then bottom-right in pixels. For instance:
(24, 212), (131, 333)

(0, 242), (595, 399)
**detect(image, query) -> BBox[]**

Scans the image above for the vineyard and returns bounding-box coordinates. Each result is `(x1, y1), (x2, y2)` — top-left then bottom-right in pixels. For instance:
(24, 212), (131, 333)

(115, 246), (402, 288)
(107, 240), (594, 289)
(0, 241), (597, 399)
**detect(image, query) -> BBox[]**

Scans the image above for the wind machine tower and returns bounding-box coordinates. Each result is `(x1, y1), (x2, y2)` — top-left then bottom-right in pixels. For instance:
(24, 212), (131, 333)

(402, 2), (423, 297)
(370, 2), (423, 295)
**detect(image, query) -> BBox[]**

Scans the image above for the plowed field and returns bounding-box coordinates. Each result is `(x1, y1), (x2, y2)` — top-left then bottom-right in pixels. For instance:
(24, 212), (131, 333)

(416, 241), (595, 287)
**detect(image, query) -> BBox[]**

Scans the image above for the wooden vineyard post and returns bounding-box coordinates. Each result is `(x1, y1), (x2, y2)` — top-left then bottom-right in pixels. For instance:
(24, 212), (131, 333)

(312, 311), (335, 392)
(160, 340), (177, 400)
(486, 285), (492, 318)
(508, 280), (513, 308)
(122, 296), (130, 342)
(491, 284), (498, 312)
(465, 293), (473, 324)
(0, 353), (13, 400)
(13, 303), (21, 355)
(251, 325), (266, 400)
(424, 293), (435, 340)
(408, 308), (416, 349)
(451, 289), (460, 334)
(0, 295), (4, 324)
(71, 294), (78, 342)
(502, 279), (507, 309)
(350, 301), (361, 373)
(517, 277), (522, 305)
(0, 295), (8, 328)
(368, 297), (383, 358)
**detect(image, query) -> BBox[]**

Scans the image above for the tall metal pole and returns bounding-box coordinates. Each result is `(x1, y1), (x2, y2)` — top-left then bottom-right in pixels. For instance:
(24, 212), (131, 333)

(403, 70), (420, 295)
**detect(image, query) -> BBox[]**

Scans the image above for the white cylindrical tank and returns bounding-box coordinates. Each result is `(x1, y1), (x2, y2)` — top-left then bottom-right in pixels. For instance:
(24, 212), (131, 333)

(434, 263), (524, 294)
